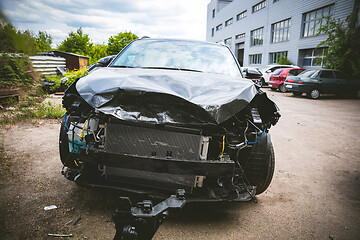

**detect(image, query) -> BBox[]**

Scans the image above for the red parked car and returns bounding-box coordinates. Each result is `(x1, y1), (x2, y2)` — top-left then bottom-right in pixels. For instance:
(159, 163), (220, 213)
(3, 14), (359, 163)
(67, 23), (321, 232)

(269, 68), (306, 92)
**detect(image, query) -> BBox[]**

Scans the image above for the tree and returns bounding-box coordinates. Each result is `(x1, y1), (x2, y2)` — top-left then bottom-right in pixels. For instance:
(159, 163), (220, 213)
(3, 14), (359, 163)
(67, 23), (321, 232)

(89, 43), (108, 64)
(34, 31), (52, 52)
(0, 22), (37, 54)
(58, 28), (92, 55)
(277, 56), (293, 65)
(107, 31), (138, 55)
(317, 12), (360, 78)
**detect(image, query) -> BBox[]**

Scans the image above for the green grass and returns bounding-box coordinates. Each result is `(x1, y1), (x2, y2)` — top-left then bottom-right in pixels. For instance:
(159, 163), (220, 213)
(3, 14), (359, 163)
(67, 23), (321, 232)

(0, 99), (65, 125)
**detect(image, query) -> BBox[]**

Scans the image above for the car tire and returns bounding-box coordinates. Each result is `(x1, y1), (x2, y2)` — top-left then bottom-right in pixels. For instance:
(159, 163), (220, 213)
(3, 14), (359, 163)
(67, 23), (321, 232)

(59, 115), (77, 168)
(261, 78), (266, 87)
(292, 92), (302, 96)
(279, 84), (286, 93)
(307, 89), (320, 99)
(271, 87), (277, 91)
(239, 132), (275, 195)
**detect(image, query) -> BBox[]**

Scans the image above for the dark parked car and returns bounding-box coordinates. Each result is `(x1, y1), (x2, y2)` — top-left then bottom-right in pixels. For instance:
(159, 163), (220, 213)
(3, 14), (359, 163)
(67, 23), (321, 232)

(60, 38), (281, 238)
(285, 69), (360, 99)
(269, 68), (305, 92)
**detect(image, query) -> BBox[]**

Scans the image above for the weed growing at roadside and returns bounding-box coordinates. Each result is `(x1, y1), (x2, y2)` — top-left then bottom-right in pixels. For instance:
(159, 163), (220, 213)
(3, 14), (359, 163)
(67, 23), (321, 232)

(0, 99), (65, 125)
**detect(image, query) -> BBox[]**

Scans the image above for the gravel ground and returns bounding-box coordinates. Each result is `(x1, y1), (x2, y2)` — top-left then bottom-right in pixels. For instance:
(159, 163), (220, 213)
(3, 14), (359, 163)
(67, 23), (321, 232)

(0, 89), (359, 240)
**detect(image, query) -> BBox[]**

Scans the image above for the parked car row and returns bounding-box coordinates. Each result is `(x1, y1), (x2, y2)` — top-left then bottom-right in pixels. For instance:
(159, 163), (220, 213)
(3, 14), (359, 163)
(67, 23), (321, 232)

(258, 64), (300, 87)
(268, 67), (305, 92)
(260, 65), (360, 99)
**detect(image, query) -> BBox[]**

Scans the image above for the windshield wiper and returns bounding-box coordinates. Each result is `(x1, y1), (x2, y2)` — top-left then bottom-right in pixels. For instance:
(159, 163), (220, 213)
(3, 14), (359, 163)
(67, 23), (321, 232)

(109, 65), (134, 68)
(141, 66), (202, 73)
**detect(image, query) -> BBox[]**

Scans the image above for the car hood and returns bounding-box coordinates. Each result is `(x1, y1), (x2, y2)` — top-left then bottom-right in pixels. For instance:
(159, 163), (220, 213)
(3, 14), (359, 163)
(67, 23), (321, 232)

(75, 67), (259, 124)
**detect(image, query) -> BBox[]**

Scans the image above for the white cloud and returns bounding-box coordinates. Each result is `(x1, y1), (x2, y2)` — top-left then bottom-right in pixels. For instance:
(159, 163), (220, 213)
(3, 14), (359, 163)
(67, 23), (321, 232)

(1, 0), (210, 46)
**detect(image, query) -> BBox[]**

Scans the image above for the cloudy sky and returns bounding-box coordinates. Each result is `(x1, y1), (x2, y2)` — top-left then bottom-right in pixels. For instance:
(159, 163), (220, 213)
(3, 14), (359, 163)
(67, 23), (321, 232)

(1, 0), (210, 47)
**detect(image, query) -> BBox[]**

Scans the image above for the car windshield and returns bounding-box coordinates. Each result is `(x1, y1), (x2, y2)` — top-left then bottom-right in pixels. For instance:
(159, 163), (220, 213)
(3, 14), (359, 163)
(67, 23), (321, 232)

(298, 70), (318, 78)
(110, 39), (241, 77)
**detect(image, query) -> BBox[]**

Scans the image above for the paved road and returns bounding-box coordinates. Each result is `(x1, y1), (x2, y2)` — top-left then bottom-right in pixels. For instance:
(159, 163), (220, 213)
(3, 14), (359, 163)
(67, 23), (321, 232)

(0, 89), (359, 239)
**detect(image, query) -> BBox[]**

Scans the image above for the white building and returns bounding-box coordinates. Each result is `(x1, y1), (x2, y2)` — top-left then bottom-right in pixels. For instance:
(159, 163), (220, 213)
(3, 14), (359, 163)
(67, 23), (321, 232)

(206, 0), (357, 69)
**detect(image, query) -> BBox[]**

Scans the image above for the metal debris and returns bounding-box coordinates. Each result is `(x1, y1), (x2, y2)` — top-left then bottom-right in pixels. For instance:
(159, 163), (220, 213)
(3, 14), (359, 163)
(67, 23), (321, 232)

(44, 205), (57, 211)
(48, 233), (73, 237)
(65, 220), (73, 225)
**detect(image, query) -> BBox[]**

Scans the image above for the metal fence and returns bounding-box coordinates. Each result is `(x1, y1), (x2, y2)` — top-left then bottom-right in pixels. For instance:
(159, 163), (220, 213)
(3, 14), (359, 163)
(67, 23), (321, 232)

(29, 56), (66, 75)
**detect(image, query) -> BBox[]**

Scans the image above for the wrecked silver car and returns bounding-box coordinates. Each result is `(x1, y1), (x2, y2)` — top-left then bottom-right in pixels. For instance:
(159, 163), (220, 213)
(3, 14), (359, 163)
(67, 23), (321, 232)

(60, 38), (280, 201)
(60, 38), (280, 199)
(60, 38), (280, 238)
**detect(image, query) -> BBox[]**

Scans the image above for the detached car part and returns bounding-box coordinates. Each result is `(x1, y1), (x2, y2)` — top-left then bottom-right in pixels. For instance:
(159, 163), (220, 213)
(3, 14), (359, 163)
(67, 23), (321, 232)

(59, 39), (280, 239)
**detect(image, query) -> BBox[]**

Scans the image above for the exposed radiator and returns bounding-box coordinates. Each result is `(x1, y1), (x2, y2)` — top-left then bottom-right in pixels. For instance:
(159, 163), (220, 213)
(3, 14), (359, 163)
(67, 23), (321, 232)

(104, 123), (210, 160)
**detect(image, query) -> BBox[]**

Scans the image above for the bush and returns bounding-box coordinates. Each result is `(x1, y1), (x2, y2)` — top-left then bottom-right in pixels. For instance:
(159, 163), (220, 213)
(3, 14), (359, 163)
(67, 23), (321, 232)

(0, 55), (34, 88)
(63, 69), (88, 87)
(277, 56), (293, 65)
(43, 75), (62, 92)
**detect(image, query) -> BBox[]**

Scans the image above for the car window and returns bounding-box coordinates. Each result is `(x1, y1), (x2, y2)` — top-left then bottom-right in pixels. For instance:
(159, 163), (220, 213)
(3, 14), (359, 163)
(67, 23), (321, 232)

(273, 69), (283, 75)
(319, 70), (334, 79)
(111, 39), (241, 77)
(289, 69), (300, 76)
(298, 70), (318, 78)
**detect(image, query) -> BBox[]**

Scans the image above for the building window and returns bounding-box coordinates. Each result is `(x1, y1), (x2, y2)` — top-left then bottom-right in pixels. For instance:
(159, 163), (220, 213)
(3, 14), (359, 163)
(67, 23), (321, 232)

(269, 51), (288, 64)
(211, 28), (214, 37)
(216, 24), (223, 31)
(237, 10), (247, 21)
(225, 18), (233, 27)
(271, 18), (290, 43)
(253, 1), (266, 13)
(224, 37), (232, 47)
(212, 9), (215, 18)
(301, 48), (327, 66)
(249, 54), (262, 64)
(302, 5), (334, 37)
(236, 33), (245, 39)
(250, 27), (264, 46)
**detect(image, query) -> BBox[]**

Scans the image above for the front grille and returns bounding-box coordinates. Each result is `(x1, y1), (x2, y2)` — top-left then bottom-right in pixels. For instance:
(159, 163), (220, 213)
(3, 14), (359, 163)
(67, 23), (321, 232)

(104, 123), (203, 160)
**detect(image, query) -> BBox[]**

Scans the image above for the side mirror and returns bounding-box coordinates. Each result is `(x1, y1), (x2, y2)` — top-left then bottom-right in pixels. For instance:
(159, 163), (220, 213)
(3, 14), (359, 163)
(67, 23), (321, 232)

(245, 69), (263, 79)
(98, 55), (115, 67)
(265, 70), (272, 73)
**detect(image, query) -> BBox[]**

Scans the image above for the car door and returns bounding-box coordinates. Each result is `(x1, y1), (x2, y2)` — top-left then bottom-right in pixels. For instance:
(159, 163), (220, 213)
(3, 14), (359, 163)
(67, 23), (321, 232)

(317, 70), (337, 93)
(333, 70), (352, 94)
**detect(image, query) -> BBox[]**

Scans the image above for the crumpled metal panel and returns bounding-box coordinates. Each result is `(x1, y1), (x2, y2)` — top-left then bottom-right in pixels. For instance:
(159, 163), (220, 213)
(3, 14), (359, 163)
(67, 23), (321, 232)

(76, 68), (258, 124)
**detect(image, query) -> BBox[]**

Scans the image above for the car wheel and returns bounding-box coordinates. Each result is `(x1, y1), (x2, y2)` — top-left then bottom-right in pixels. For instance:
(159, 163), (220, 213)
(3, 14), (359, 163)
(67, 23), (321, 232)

(279, 84), (286, 93)
(271, 87), (277, 91)
(255, 79), (263, 87)
(59, 115), (77, 168)
(239, 132), (275, 195)
(307, 89), (320, 99)
(292, 92), (302, 96)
